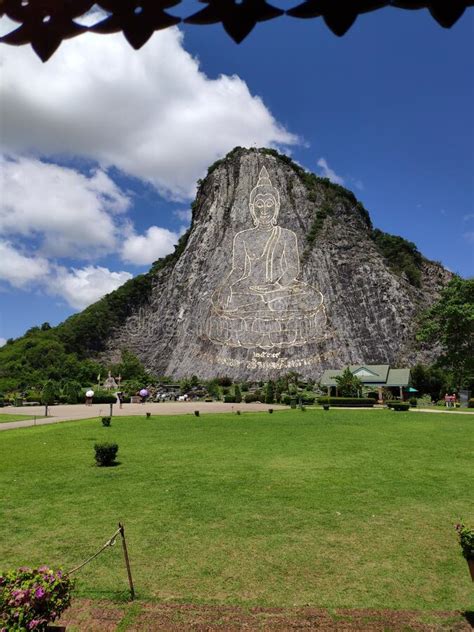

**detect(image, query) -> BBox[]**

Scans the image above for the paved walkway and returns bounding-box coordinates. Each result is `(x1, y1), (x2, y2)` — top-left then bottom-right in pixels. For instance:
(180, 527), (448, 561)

(0, 401), (286, 431)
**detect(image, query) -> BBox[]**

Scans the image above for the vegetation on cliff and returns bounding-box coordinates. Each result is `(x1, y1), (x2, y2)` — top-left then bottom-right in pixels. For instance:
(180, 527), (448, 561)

(417, 276), (474, 388)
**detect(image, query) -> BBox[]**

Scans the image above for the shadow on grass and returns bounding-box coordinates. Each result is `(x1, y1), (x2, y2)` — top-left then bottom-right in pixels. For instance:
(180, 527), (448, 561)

(94, 461), (122, 467)
(77, 588), (134, 602)
(463, 611), (474, 626)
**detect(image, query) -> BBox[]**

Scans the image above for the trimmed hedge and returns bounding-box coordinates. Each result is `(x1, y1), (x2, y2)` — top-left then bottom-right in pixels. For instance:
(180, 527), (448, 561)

(387, 401), (410, 411)
(468, 398), (474, 408)
(317, 397), (376, 408)
(84, 391), (116, 404)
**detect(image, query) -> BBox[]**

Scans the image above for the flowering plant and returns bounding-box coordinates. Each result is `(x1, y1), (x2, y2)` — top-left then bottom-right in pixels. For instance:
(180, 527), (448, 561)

(455, 523), (474, 559)
(0, 566), (74, 631)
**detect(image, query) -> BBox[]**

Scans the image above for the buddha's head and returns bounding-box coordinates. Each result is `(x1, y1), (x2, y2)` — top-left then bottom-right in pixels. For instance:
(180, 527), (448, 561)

(249, 166), (280, 227)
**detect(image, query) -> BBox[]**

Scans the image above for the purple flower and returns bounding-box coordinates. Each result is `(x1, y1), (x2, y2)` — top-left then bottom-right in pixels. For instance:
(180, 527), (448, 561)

(35, 587), (45, 599)
(28, 620), (40, 630)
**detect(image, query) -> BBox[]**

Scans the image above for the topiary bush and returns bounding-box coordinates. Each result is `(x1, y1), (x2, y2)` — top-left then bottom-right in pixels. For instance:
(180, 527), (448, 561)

(317, 397), (376, 407)
(0, 565), (74, 631)
(387, 401), (410, 411)
(88, 391), (116, 404)
(101, 416), (111, 427)
(468, 398), (474, 408)
(94, 442), (118, 466)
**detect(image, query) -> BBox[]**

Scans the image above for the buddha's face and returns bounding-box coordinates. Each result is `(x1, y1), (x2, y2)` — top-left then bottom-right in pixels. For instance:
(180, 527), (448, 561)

(250, 193), (279, 226)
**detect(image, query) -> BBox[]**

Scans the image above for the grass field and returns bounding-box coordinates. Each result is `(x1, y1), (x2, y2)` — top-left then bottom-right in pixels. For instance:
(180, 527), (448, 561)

(0, 413), (40, 423)
(1, 409), (473, 611)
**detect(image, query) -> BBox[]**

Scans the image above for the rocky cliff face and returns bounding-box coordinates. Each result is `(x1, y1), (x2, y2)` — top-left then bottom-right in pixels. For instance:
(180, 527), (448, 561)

(106, 148), (451, 379)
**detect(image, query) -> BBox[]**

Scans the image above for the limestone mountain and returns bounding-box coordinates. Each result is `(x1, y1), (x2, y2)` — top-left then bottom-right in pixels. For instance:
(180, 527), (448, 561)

(97, 147), (450, 380)
(0, 147), (452, 386)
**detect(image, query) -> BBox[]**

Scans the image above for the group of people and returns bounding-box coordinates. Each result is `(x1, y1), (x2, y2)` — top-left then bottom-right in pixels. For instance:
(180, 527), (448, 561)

(444, 393), (457, 408)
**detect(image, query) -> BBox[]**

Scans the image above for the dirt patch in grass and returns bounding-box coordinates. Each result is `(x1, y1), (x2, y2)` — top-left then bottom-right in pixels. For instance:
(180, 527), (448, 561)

(59, 600), (473, 631)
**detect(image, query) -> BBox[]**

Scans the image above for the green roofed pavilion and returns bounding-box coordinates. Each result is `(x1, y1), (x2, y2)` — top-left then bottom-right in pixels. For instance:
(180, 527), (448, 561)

(320, 365), (411, 401)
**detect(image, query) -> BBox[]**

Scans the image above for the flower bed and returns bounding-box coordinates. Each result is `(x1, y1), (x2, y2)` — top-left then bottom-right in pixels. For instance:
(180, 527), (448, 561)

(0, 566), (74, 631)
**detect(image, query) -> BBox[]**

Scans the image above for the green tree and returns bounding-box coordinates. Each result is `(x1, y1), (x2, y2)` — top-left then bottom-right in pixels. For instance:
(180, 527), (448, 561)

(180, 378), (192, 394)
(410, 364), (452, 401)
(41, 381), (57, 406)
(335, 368), (362, 397)
(265, 380), (275, 404)
(234, 384), (242, 403)
(417, 277), (474, 389)
(62, 380), (82, 404)
(112, 350), (148, 381)
(206, 379), (220, 399)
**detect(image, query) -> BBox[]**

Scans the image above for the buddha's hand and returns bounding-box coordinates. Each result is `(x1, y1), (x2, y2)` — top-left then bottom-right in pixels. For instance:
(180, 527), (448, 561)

(216, 286), (232, 308)
(250, 281), (281, 293)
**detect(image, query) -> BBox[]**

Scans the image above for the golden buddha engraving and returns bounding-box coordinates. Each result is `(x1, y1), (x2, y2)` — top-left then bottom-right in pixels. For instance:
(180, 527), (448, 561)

(206, 166), (326, 349)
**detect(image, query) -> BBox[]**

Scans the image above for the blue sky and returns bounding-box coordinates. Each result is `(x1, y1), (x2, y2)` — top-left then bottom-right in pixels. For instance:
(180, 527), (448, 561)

(0, 6), (473, 344)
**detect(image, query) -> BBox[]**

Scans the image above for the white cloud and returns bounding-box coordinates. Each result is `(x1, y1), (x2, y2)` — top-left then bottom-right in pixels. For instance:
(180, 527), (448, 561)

(463, 213), (474, 221)
(0, 156), (130, 258)
(0, 240), (132, 309)
(174, 208), (193, 224)
(122, 226), (179, 265)
(0, 240), (50, 287)
(0, 28), (298, 200)
(463, 231), (474, 244)
(317, 158), (345, 185)
(0, 338), (7, 347)
(50, 266), (133, 310)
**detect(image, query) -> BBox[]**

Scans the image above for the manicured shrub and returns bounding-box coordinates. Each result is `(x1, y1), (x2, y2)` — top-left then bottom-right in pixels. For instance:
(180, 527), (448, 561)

(409, 397), (417, 407)
(455, 523), (474, 559)
(101, 416), (111, 427)
(223, 395), (236, 403)
(468, 398), (474, 409)
(94, 442), (118, 466)
(194, 410), (200, 417)
(244, 393), (258, 403)
(387, 401), (410, 411)
(0, 565), (74, 631)
(317, 397), (376, 407)
(88, 391), (116, 404)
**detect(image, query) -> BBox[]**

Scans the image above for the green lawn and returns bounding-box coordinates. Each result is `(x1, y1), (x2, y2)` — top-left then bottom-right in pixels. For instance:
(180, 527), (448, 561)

(0, 413), (40, 423)
(0, 409), (473, 610)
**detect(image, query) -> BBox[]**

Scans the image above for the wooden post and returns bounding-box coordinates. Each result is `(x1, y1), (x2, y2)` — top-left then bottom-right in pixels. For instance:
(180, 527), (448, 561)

(118, 523), (135, 600)
(110, 402), (113, 417)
